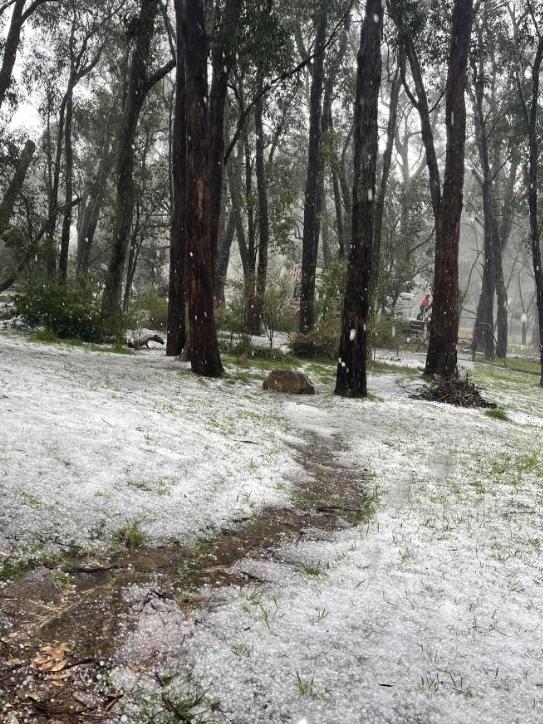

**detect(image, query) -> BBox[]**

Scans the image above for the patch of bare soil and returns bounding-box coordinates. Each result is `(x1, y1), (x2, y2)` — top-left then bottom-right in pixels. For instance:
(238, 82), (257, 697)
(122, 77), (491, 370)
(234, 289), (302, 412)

(0, 436), (372, 722)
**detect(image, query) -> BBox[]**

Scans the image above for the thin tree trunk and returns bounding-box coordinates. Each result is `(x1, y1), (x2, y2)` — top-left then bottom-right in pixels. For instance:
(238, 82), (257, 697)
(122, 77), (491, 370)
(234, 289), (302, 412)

(299, 5), (327, 333)
(167, 0), (187, 356)
(123, 200), (141, 312)
(0, 0), (25, 111)
(44, 92), (68, 277)
(335, 0), (383, 398)
(101, 0), (173, 326)
(0, 139), (35, 235)
(76, 138), (115, 274)
(251, 82), (269, 335)
(59, 86), (74, 284)
(425, 0), (474, 377)
(214, 212), (236, 305)
(520, 36), (543, 385)
(370, 53), (402, 303)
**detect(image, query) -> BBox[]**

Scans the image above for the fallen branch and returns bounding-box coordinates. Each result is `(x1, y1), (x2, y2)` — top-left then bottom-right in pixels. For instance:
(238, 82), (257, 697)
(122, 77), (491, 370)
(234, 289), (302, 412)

(127, 334), (165, 349)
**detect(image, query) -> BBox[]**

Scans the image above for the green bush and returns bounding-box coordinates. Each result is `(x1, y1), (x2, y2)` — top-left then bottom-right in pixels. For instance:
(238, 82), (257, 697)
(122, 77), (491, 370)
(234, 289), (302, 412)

(289, 325), (339, 361)
(370, 315), (411, 349)
(131, 288), (168, 330)
(13, 281), (109, 342)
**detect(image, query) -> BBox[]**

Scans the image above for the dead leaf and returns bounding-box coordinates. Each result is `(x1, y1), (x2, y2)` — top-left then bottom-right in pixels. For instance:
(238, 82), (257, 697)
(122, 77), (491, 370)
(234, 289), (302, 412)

(32, 642), (70, 672)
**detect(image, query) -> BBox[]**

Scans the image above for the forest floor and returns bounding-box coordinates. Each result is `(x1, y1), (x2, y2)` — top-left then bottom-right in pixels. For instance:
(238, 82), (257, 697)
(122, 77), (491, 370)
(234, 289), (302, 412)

(1, 331), (543, 723)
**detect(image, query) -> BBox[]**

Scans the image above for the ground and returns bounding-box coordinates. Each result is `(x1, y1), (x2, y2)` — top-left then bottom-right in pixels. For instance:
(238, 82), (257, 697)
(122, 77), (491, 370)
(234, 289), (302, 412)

(1, 331), (543, 723)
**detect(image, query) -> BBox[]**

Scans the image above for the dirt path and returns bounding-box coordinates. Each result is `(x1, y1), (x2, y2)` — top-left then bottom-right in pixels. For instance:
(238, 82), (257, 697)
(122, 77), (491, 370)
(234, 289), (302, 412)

(0, 431), (372, 722)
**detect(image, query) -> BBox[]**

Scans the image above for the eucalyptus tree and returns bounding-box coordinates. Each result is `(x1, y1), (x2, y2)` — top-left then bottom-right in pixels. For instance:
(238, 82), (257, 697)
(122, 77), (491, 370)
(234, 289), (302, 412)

(299, 0), (328, 333)
(335, 0), (383, 398)
(101, 0), (174, 328)
(0, 0), (58, 112)
(178, 0), (243, 376)
(511, 0), (543, 385)
(390, 0), (475, 378)
(469, 2), (520, 360)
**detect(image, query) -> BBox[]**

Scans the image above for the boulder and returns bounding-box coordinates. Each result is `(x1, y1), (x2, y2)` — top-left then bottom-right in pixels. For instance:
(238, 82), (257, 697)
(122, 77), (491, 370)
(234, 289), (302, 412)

(263, 369), (315, 395)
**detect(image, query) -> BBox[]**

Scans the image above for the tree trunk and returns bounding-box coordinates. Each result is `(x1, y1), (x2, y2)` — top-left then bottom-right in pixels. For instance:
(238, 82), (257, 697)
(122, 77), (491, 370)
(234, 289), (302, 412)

(0, 139), (35, 235)
(208, 0), (242, 274)
(101, 0), (162, 327)
(183, 0), (223, 376)
(59, 86), (74, 284)
(123, 200), (141, 312)
(167, 0), (187, 356)
(299, 5), (327, 333)
(425, 0), (474, 378)
(525, 38), (543, 385)
(335, 0), (383, 398)
(370, 53), (402, 303)
(76, 135), (115, 274)
(250, 81), (269, 335)
(44, 92), (68, 277)
(214, 212), (236, 305)
(0, 0), (25, 111)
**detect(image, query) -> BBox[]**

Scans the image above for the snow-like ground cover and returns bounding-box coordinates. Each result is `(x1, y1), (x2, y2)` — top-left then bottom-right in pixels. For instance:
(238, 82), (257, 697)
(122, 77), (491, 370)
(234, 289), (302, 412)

(3, 330), (543, 723)
(112, 359), (543, 723)
(0, 332), (304, 563)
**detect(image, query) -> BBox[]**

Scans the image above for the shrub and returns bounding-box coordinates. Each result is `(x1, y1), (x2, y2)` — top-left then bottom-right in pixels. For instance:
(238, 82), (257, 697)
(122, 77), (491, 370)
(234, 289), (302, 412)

(13, 281), (109, 343)
(289, 325), (339, 361)
(369, 315), (411, 350)
(131, 288), (168, 330)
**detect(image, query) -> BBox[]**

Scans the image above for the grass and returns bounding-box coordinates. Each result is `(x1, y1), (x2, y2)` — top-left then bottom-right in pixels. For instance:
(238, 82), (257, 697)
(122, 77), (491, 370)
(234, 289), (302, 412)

(114, 519), (147, 549)
(485, 408), (510, 422)
(29, 329), (133, 354)
(0, 558), (31, 581)
(295, 671), (315, 698)
(301, 563), (323, 577)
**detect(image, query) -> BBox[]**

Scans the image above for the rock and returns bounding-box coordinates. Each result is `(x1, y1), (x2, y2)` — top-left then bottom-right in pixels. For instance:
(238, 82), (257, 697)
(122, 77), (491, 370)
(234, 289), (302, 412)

(263, 369), (315, 395)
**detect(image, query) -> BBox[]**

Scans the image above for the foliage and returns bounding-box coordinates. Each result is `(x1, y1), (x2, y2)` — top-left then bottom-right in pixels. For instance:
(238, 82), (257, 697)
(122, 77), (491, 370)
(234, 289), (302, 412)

(262, 273), (298, 343)
(289, 324), (339, 361)
(316, 256), (346, 323)
(369, 315), (411, 350)
(13, 280), (110, 342)
(131, 287), (168, 330)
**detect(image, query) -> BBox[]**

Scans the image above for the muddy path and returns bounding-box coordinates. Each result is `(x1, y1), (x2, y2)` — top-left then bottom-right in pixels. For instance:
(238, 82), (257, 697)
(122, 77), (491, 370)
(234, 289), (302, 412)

(0, 433), (372, 722)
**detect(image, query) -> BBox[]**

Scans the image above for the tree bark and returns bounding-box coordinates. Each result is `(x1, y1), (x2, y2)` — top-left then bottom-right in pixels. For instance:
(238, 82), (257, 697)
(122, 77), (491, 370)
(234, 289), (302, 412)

(101, 0), (173, 326)
(0, 139), (35, 235)
(370, 52), (402, 303)
(519, 36), (543, 385)
(425, 0), (474, 378)
(214, 211), (236, 305)
(249, 79), (269, 335)
(59, 86), (74, 284)
(335, 0), (383, 398)
(44, 91), (68, 277)
(76, 130), (115, 275)
(183, 0), (223, 376)
(299, 5), (327, 333)
(167, 0), (187, 356)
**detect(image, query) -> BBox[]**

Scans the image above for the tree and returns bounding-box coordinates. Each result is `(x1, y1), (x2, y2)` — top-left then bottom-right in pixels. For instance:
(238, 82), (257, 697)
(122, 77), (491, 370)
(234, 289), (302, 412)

(299, 2), (328, 333)
(101, 0), (174, 327)
(181, 0), (242, 376)
(335, 0), (383, 398)
(390, 0), (474, 377)
(514, 2), (543, 385)
(0, 0), (57, 111)
(166, 0), (186, 356)
(425, 0), (474, 377)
